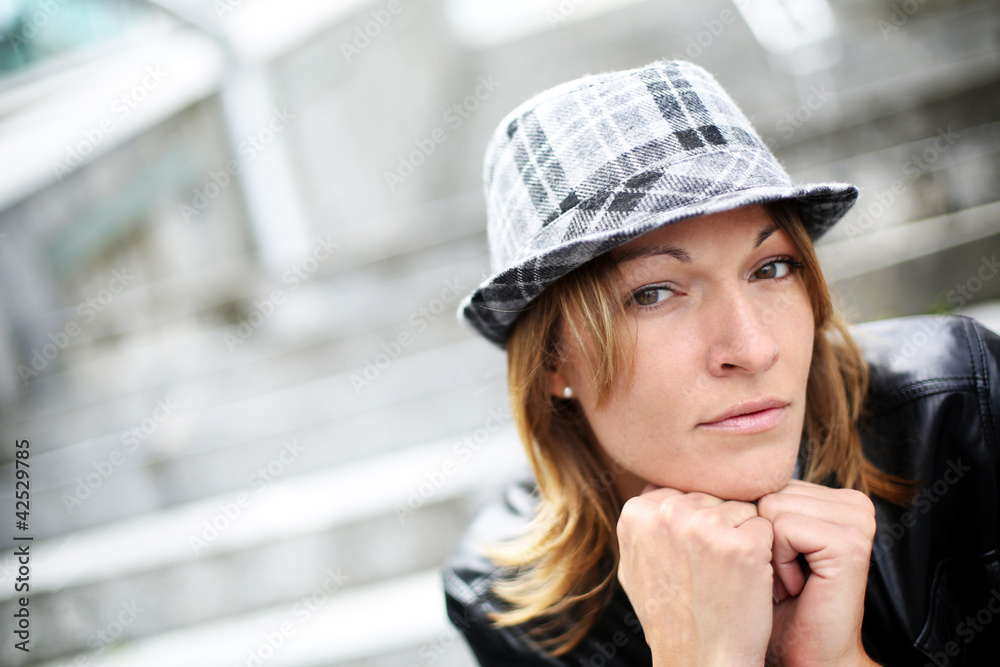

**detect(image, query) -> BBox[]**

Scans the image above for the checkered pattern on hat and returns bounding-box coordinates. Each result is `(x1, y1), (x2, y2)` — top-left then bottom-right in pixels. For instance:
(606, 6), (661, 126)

(460, 60), (858, 347)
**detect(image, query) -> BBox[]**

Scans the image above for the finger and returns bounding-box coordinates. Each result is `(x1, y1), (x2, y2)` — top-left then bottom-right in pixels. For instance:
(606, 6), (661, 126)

(757, 492), (876, 534)
(737, 514), (773, 541)
(771, 513), (872, 585)
(647, 488), (729, 511)
(772, 570), (790, 603)
(724, 500), (763, 528)
(771, 480), (875, 511)
(772, 542), (806, 598)
(638, 491), (758, 530)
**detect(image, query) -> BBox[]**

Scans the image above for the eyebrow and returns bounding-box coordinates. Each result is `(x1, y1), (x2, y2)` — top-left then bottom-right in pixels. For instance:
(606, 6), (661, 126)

(613, 223), (780, 265)
(754, 223), (779, 248)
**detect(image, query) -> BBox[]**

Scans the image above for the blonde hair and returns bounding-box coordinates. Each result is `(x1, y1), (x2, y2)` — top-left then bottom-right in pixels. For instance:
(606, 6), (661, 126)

(486, 201), (913, 654)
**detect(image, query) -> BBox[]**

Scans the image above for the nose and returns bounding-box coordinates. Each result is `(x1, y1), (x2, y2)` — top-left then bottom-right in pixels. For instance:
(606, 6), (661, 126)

(705, 285), (779, 376)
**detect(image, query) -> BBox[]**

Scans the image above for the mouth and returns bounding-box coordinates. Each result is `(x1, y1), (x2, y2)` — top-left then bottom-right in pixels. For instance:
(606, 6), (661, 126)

(697, 397), (789, 434)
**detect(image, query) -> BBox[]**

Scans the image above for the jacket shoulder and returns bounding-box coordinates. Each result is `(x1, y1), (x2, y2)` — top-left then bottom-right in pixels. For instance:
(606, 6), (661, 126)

(852, 314), (1000, 424)
(852, 315), (1000, 662)
(441, 476), (557, 665)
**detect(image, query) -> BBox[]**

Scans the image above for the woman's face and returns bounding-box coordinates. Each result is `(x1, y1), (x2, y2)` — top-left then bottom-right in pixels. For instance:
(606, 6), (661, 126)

(551, 204), (815, 503)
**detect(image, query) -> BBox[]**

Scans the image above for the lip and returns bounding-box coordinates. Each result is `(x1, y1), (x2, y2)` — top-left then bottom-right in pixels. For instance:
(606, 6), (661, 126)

(698, 397), (790, 434)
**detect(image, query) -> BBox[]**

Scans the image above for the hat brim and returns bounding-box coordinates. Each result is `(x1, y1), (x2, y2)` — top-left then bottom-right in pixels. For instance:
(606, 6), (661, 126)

(461, 180), (857, 348)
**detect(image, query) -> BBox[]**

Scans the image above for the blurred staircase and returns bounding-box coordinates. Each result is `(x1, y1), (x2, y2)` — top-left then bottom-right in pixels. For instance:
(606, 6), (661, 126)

(1, 0), (999, 666)
(0, 190), (521, 667)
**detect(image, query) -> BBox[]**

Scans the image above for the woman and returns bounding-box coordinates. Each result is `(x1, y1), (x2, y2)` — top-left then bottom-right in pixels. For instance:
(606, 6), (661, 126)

(444, 60), (1000, 666)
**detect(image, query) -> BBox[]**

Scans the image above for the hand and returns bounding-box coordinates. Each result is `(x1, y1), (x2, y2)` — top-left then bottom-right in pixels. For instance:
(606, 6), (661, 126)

(617, 485), (774, 667)
(756, 480), (878, 666)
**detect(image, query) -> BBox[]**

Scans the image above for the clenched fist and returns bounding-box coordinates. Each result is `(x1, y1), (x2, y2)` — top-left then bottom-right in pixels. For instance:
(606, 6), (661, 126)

(617, 486), (775, 666)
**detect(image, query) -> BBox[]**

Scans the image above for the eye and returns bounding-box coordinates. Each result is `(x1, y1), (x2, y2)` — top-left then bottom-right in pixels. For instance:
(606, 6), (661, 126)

(751, 258), (802, 281)
(630, 286), (674, 307)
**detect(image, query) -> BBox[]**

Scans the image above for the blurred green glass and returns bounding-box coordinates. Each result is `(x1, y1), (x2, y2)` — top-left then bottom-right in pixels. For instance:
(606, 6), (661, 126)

(0, 0), (155, 76)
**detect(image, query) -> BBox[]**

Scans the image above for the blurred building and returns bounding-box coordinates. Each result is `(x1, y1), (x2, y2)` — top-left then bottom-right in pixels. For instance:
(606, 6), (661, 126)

(0, 0), (997, 665)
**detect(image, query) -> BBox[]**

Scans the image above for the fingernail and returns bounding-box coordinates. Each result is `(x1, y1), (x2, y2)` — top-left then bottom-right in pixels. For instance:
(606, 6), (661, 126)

(773, 582), (780, 605)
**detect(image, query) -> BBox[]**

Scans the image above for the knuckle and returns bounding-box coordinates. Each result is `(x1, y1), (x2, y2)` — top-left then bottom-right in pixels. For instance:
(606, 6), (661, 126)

(619, 495), (649, 523)
(728, 532), (770, 566)
(617, 500), (647, 540)
(770, 511), (791, 532)
(655, 496), (685, 524)
(861, 512), (877, 539)
(750, 515), (774, 541)
(755, 494), (777, 518)
(843, 525), (875, 555)
(842, 488), (875, 511)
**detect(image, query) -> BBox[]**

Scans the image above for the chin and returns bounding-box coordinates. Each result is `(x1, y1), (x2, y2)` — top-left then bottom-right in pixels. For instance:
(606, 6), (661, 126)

(685, 463), (796, 502)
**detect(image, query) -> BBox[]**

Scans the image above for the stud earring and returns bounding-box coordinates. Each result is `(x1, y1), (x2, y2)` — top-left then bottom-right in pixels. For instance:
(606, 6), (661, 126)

(562, 386), (573, 399)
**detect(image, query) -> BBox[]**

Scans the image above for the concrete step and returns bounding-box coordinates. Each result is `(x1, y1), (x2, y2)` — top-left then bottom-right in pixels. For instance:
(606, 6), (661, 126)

(819, 200), (1000, 321)
(2, 230), (489, 436)
(778, 76), (1000, 179)
(819, 199), (1000, 281)
(28, 568), (476, 667)
(24, 190), (484, 352)
(800, 120), (1000, 243)
(0, 335), (509, 538)
(0, 421), (525, 664)
(749, 0), (1000, 148)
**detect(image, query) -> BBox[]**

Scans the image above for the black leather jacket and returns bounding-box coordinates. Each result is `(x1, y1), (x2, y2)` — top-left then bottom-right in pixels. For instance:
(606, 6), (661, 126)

(443, 315), (1000, 665)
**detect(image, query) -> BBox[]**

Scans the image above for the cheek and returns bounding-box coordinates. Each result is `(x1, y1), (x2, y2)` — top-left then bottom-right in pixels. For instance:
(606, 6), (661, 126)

(776, 291), (815, 379)
(575, 337), (698, 463)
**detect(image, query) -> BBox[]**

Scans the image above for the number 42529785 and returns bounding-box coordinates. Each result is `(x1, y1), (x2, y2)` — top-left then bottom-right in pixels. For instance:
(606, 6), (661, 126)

(15, 439), (29, 528)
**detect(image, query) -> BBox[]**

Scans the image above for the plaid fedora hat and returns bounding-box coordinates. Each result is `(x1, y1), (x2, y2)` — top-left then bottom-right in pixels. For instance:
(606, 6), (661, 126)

(459, 59), (857, 347)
